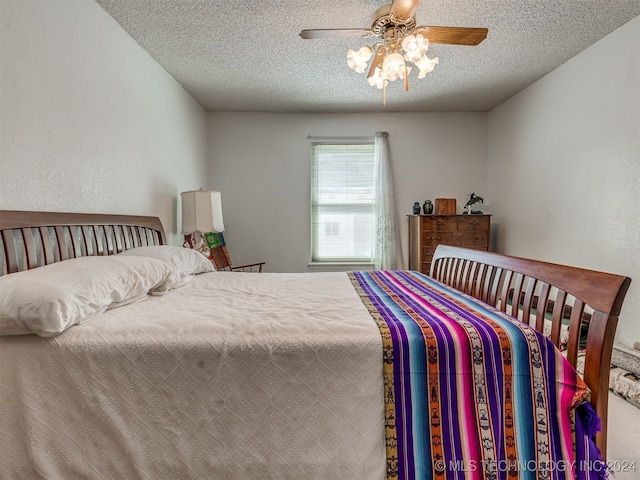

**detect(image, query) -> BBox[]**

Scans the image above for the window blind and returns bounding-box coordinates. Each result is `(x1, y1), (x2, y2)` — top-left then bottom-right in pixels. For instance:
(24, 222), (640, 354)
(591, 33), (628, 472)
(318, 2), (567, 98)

(311, 142), (375, 262)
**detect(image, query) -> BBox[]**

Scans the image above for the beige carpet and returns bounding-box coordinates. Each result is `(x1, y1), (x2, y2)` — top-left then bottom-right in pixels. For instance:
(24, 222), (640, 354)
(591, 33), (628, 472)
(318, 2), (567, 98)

(607, 393), (640, 479)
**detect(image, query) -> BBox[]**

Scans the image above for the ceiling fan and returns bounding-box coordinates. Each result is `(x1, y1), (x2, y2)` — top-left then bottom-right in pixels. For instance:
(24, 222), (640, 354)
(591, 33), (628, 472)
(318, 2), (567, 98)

(299, 0), (488, 104)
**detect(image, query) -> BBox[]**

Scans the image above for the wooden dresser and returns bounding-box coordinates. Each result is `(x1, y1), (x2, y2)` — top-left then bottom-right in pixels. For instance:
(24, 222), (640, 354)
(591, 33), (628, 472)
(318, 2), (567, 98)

(408, 214), (491, 274)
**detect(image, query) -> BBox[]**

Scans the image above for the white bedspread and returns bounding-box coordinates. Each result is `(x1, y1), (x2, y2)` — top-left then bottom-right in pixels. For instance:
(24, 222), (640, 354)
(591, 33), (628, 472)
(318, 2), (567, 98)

(0, 272), (386, 479)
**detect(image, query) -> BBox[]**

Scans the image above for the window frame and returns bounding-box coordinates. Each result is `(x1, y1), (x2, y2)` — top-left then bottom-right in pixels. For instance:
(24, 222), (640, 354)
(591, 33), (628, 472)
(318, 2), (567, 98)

(309, 140), (375, 266)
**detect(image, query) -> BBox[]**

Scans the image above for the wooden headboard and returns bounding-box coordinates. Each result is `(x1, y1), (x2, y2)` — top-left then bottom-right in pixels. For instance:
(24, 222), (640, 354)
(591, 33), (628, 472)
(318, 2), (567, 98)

(431, 245), (631, 457)
(0, 210), (166, 275)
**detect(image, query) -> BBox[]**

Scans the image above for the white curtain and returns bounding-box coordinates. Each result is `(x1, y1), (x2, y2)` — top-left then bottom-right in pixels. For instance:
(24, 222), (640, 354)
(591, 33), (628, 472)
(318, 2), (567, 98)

(372, 131), (403, 270)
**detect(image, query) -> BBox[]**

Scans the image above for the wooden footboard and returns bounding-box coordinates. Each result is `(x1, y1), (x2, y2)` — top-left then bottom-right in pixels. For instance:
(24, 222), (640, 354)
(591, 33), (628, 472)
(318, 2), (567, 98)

(430, 244), (632, 457)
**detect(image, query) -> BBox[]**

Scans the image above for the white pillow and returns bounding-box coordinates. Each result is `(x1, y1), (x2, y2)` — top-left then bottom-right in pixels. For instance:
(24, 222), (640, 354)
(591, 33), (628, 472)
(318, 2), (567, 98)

(0, 255), (173, 337)
(118, 245), (215, 290)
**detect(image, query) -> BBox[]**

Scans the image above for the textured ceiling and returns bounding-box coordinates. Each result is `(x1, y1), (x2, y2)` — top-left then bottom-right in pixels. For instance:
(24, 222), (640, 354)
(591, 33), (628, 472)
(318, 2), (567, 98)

(95, 0), (640, 113)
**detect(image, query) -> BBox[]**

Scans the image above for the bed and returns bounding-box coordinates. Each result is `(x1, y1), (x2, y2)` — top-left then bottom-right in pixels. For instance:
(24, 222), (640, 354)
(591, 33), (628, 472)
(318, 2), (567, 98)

(0, 210), (631, 480)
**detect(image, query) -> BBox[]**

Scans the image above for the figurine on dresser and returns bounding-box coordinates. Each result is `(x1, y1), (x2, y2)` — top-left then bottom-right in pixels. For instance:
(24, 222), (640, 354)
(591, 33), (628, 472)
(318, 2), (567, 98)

(464, 193), (484, 214)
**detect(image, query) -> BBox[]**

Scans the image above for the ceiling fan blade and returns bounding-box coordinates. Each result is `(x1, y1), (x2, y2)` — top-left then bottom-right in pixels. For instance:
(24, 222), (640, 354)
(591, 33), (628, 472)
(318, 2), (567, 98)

(412, 26), (488, 45)
(299, 28), (372, 40)
(390, 0), (422, 21)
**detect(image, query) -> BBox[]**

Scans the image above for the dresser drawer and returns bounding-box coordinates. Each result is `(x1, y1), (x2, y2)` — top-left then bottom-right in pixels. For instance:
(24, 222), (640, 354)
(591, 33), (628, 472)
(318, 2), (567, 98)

(461, 232), (489, 248)
(421, 232), (454, 246)
(421, 245), (437, 261)
(457, 216), (490, 231)
(421, 216), (458, 231)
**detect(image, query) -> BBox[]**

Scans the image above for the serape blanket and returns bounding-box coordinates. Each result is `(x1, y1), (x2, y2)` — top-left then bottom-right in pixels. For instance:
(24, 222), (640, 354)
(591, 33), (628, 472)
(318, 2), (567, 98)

(350, 270), (606, 480)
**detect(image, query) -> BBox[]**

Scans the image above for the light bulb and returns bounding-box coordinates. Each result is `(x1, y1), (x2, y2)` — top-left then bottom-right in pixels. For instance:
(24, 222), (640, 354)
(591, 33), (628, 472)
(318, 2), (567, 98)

(402, 34), (429, 63)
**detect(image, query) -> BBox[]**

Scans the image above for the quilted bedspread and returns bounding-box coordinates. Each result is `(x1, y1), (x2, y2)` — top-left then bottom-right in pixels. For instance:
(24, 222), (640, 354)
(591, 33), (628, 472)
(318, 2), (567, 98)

(0, 272), (387, 479)
(350, 270), (603, 480)
(1, 270), (603, 479)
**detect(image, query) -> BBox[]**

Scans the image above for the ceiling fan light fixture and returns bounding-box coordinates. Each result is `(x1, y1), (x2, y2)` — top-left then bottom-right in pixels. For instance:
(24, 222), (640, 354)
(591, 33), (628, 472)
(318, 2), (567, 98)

(300, 0), (487, 104)
(346, 17), (442, 102)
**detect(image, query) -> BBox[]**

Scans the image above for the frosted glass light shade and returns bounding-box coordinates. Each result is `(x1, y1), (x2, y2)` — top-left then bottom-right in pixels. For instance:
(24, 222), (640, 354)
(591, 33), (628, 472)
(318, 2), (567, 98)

(181, 189), (225, 234)
(347, 46), (373, 73)
(382, 52), (406, 81)
(415, 55), (439, 78)
(402, 34), (429, 63)
(368, 67), (385, 89)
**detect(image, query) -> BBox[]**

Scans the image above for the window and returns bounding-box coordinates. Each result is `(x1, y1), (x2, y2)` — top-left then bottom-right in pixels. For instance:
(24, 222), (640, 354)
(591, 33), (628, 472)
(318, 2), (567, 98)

(311, 142), (374, 262)
(325, 222), (340, 236)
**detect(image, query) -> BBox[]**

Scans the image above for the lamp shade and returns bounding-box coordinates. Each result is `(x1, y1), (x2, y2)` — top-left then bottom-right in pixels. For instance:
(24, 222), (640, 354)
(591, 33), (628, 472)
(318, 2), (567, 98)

(181, 189), (225, 234)
(347, 46), (372, 73)
(382, 52), (406, 81)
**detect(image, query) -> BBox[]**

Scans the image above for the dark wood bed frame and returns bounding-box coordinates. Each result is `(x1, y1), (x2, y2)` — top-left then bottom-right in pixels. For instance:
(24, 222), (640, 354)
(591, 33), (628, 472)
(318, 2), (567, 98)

(0, 210), (631, 458)
(430, 245), (631, 457)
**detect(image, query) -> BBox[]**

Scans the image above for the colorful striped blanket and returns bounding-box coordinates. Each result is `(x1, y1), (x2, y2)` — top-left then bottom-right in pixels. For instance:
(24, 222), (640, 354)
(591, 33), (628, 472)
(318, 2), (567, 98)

(350, 270), (605, 480)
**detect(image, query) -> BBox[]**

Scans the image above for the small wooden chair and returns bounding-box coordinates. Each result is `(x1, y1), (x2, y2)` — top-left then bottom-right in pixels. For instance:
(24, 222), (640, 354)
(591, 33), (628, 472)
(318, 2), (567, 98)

(205, 232), (264, 272)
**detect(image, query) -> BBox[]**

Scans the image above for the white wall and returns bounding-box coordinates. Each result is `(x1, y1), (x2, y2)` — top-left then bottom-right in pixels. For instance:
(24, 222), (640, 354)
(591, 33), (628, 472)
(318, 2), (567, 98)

(208, 112), (487, 272)
(487, 17), (640, 347)
(0, 0), (209, 245)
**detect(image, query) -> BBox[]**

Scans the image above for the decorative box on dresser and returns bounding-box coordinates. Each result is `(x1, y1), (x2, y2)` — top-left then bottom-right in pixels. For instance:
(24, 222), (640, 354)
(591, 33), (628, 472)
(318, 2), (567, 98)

(408, 214), (491, 274)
